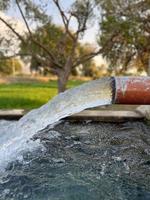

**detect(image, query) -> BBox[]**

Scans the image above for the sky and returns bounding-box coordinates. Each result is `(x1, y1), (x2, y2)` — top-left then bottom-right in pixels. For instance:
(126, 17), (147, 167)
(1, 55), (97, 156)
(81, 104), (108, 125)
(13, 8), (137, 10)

(6, 0), (99, 45)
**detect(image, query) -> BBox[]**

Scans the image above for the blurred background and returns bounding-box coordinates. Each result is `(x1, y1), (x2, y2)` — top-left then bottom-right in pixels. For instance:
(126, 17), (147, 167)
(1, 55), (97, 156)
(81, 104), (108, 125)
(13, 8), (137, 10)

(0, 0), (149, 110)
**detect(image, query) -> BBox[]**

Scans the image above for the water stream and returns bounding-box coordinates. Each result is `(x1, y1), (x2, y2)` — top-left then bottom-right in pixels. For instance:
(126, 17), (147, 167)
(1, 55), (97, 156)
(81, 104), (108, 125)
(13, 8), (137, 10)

(0, 78), (114, 170)
(0, 77), (150, 199)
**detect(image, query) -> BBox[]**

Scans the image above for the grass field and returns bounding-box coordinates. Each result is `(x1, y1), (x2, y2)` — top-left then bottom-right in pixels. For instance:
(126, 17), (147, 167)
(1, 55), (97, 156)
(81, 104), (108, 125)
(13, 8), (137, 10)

(0, 79), (84, 109)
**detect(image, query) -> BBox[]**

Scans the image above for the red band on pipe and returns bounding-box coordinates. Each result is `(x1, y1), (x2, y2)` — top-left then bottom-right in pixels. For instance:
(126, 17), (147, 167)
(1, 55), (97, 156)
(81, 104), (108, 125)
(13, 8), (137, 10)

(115, 77), (150, 104)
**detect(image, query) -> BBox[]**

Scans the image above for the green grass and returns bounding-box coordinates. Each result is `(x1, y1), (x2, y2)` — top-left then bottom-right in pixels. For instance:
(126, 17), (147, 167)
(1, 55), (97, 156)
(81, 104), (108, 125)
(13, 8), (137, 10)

(0, 80), (84, 109)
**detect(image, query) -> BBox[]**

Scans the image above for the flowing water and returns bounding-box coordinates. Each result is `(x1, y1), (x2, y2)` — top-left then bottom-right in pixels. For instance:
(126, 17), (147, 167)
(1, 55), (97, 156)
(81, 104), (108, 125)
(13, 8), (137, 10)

(0, 77), (150, 199)
(0, 78), (114, 171)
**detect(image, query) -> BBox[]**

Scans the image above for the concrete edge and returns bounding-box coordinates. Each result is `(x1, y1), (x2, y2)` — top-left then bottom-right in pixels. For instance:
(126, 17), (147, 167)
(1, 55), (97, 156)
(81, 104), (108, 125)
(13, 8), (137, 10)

(0, 109), (144, 122)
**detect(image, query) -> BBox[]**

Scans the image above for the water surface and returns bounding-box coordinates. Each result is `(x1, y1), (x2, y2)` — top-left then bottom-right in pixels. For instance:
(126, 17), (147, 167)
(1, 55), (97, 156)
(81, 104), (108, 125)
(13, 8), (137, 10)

(0, 120), (150, 200)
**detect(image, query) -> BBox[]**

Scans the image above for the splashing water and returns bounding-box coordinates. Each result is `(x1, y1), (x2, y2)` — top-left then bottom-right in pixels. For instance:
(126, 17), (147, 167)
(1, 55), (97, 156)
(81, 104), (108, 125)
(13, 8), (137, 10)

(0, 78), (114, 170)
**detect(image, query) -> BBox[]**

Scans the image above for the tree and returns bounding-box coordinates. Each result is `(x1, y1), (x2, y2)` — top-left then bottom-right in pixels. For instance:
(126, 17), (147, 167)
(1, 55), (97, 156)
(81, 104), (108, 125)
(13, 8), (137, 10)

(0, 57), (22, 75)
(96, 0), (150, 74)
(0, 0), (117, 92)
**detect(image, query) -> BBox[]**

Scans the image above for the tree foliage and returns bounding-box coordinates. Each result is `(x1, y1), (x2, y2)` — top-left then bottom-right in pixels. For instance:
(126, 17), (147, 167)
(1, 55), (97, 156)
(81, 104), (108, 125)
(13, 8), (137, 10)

(0, 0), (51, 24)
(0, 58), (22, 75)
(96, 0), (150, 74)
(20, 23), (83, 74)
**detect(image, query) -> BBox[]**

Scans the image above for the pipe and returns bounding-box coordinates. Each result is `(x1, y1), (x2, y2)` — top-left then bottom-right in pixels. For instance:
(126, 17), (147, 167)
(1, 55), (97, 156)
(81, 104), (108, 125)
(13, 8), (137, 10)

(113, 77), (150, 104)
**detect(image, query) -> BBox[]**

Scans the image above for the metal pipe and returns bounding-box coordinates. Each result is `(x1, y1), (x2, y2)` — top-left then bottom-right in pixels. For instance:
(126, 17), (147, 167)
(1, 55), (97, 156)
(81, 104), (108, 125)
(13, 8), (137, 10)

(114, 77), (150, 104)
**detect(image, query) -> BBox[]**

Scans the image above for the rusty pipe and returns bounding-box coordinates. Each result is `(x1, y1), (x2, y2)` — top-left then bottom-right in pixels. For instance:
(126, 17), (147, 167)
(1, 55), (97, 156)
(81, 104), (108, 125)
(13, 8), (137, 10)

(112, 77), (150, 104)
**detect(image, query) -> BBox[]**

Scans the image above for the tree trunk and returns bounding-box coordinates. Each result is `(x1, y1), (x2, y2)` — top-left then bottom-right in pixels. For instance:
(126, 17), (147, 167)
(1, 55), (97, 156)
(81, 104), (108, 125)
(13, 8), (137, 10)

(56, 38), (77, 93)
(57, 69), (70, 93)
(58, 75), (68, 93)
